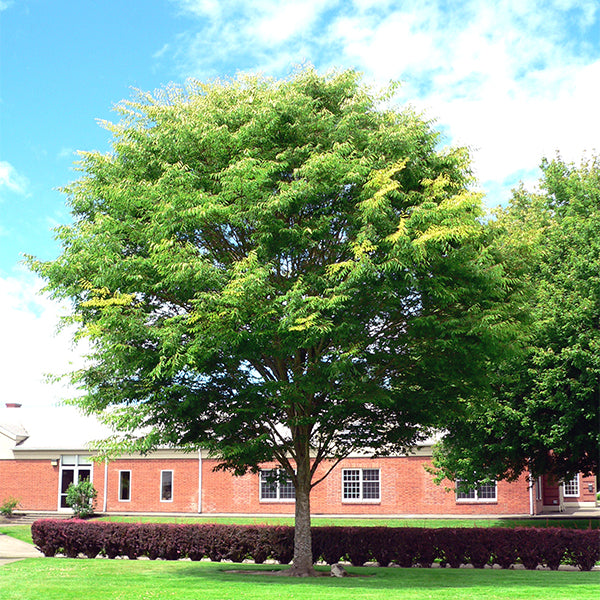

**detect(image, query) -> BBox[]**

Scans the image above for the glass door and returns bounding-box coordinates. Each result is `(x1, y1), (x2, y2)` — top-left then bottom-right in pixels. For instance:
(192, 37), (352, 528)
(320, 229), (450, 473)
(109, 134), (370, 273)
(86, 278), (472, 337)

(59, 455), (92, 509)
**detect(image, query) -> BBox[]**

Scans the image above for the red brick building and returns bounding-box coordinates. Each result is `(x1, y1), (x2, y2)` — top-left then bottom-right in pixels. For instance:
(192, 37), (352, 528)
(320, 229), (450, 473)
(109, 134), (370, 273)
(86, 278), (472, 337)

(1, 405), (596, 516)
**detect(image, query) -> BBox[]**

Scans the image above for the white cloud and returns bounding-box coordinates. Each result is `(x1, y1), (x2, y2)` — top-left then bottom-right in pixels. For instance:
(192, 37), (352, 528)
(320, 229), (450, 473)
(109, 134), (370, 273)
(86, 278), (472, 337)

(57, 147), (75, 160)
(172, 0), (222, 19)
(327, 0), (600, 204)
(252, 0), (330, 45)
(165, 0), (598, 205)
(0, 160), (28, 196)
(168, 0), (335, 77)
(0, 273), (86, 408)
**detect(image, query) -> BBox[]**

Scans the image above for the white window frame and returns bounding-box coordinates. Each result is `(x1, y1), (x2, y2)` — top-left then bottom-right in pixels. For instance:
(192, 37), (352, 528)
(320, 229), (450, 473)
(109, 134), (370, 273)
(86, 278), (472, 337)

(562, 475), (579, 497)
(342, 468), (381, 503)
(118, 470), (131, 502)
(456, 480), (497, 502)
(160, 470), (174, 502)
(259, 469), (296, 502)
(58, 455), (93, 510)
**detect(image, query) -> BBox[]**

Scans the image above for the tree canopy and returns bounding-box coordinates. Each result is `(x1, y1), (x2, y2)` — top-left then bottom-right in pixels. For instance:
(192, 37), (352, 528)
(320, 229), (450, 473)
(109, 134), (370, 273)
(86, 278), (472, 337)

(434, 155), (600, 486)
(32, 68), (522, 574)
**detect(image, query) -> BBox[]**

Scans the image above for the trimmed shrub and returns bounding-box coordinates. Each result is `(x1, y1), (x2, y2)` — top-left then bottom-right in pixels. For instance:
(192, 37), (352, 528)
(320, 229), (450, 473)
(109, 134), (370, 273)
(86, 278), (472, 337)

(564, 529), (600, 571)
(514, 528), (544, 570)
(540, 528), (568, 570)
(390, 528), (422, 567)
(346, 527), (375, 566)
(102, 522), (129, 559)
(29, 520), (600, 570)
(179, 524), (209, 561)
(32, 519), (65, 557)
(312, 526), (346, 564)
(266, 526), (294, 565)
(369, 526), (401, 567)
(466, 528), (494, 568)
(490, 528), (518, 569)
(434, 528), (470, 568)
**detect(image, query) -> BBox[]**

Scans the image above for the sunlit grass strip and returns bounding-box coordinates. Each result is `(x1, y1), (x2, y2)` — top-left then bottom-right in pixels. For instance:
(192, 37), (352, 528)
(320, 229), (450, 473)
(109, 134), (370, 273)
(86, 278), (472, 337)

(0, 526), (34, 544)
(97, 515), (599, 529)
(1, 559), (599, 600)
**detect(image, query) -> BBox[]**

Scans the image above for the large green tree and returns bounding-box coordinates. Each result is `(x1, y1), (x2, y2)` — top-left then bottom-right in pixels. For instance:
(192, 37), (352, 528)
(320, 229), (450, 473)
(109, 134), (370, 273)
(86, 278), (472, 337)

(32, 68), (521, 575)
(434, 155), (600, 487)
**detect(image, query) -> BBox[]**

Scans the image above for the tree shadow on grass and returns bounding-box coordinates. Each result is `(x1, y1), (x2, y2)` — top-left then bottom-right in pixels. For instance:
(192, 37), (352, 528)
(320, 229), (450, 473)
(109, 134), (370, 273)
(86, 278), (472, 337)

(173, 563), (600, 594)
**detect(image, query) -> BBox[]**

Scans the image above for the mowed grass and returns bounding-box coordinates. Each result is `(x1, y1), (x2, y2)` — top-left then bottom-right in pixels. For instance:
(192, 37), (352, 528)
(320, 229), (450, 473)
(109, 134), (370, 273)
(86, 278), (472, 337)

(0, 526), (33, 545)
(97, 515), (600, 529)
(0, 559), (599, 600)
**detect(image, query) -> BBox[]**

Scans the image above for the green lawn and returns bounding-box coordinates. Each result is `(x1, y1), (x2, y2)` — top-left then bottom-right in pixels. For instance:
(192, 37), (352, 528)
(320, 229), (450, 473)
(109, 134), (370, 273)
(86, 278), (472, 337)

(0, 526), (33, 545)
(97, 515), (600, 529)
(0, 559), (598, 600)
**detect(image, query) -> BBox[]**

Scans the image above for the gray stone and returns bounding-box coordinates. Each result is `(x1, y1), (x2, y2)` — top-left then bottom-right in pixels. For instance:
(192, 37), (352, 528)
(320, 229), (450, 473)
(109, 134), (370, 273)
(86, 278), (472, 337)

(331, 563), (349, 577)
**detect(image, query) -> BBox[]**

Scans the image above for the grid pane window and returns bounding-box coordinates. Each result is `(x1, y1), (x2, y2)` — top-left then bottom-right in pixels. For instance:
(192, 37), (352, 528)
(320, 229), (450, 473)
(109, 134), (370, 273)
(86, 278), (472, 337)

(279, 478), (296, 499)
(342, 469), (380, 501)
(362, 469), (380, 499)
(456, 487), (476, 499)
(563, 475), (579, 497)
(342, 470), (361, 499)
(260, 469), (295, 501)
(477, 482), (497, 499)
(260, 471), (278, 499)
(456, 479), (497, 501)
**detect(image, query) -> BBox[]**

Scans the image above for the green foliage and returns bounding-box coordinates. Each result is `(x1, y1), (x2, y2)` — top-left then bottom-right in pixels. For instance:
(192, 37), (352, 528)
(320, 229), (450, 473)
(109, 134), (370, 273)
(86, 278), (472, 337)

(65, 481), (98, 518)
(434, 154), (600, 485)
(0, 496), (20, 517)
(30, 67), (523, 572)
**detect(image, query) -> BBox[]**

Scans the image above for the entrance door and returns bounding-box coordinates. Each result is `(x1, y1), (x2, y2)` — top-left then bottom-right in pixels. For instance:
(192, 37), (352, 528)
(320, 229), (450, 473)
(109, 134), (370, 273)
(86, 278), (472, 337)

(59, 455), (92, 509)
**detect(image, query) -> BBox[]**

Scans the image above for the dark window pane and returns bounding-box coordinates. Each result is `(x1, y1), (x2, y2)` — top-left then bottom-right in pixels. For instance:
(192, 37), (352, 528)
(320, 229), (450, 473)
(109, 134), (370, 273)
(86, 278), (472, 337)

(61, 469), (74, 494)
(78, 469), (91, 483)
(120, 471), (131, 501)
(161, 471), (173, 501)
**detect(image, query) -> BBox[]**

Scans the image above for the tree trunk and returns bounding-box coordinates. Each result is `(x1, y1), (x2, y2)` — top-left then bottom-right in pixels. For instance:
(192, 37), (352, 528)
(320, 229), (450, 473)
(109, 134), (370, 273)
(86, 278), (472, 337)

(286, 435), (316, 576)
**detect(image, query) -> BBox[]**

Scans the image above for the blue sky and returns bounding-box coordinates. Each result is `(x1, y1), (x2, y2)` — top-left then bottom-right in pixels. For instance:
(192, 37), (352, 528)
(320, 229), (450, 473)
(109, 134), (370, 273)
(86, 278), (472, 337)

(1, 0), (599, 406)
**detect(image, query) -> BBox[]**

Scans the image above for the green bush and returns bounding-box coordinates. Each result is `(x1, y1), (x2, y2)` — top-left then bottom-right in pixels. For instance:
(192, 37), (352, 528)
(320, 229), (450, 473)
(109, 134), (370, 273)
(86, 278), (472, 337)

(0, 496), (20, 517)
(65, 481), (97, 518)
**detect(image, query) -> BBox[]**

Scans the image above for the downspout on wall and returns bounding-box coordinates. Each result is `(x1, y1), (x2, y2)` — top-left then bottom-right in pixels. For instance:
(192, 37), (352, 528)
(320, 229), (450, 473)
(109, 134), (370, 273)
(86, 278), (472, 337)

(103, 459), (108, 513)
(198, 449), (202, 514)
(529, 474), (534, 516)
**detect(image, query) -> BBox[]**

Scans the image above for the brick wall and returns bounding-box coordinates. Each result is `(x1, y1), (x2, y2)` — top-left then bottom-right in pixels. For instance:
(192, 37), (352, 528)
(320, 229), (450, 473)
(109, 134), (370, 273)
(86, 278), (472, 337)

(0, 459), (60, 510)
(201, 456), (533, 516)
(0, 454), (550, 516)
(104, 458), (199, 513)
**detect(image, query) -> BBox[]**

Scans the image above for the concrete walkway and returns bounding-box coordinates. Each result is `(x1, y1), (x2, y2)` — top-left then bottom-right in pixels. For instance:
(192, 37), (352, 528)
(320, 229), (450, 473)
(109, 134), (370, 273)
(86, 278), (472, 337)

(0, 533), (43, 566)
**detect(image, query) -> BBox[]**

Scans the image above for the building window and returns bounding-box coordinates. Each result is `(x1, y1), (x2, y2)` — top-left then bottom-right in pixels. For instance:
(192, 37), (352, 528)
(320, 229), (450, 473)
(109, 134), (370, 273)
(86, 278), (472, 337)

(536, 476), (542, 501)
(456, 480), (497, 501)
(562, 475), (579, 497)
(342, 468), (380, 502)
(161, 470), (173, 502)
(119, 471), (131, 502)
(260, 469), (295, 501)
